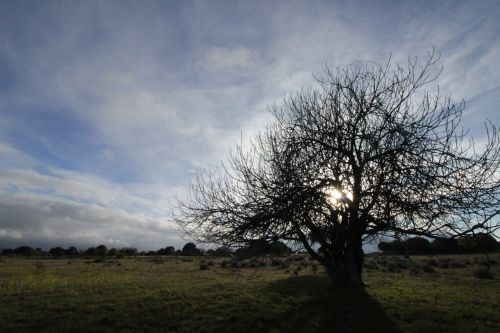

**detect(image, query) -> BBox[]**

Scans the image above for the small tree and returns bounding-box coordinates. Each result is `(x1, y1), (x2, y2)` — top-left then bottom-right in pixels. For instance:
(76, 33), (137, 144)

(214, 246), (232, 257)
(65, 246), (79, 257)
(14, 245), (36, 256)
(85, 247), (97, 256)
(49, 247), (66, 257)
(458, 233), (498, 252)
(176, 52), (499, 289)
(404, 237), (431, 255)
(430, 237), (461, 254)
(119, 247), (138, 257)
(164, 246), (176, 255)
(378, 240), (404, 254)
(182, 242), (200, 256)
(95, 245), (107, 257)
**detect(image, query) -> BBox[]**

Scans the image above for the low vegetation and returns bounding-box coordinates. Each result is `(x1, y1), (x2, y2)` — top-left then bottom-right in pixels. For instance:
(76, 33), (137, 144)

(0, 253), (499, 332)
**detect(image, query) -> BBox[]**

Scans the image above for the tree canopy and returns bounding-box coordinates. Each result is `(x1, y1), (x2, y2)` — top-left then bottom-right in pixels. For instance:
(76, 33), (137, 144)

(175, 51), (500, 289)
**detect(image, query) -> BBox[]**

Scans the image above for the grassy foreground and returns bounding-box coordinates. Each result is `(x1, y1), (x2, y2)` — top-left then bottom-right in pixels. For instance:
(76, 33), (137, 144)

(0, 254), (499, 332)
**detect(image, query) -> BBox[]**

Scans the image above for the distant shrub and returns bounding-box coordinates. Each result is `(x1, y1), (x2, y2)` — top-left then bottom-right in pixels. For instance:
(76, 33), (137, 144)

(477, 259), (498, 267)
(182, 242), (201, 256)
(421, 264), (435, 273)
(405, 237), (431, 255)
(459, 234), (498, 253)
(199, 263), (209, 270)
(473, 267), (494, 279)
(364, 261), (378, 270)
(93, 258), (105, 263)
(450, 261), (466, 268)
(280, 261), (290, 269)
(151, 258), (164, 264)
(430, 237), (461, 254)
(438, 258), (450, 268)
(426, 259), (438, 267)
(378, 240), (404, 254)
(377, 259), (388, 267)
(393, 259), (409, 270)
(385, 262), (399, 273)
(271, 258), (283, 266)
(409, 267), (420, 276)
(34, 261), (46, 273)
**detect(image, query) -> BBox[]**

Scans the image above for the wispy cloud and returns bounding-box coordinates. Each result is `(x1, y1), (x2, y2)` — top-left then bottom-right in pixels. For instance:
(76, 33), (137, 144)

(0, 0), (498, 249)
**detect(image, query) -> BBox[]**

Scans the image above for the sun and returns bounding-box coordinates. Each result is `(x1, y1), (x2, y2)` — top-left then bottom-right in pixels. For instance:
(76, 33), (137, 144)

(324, 187), (352, 206)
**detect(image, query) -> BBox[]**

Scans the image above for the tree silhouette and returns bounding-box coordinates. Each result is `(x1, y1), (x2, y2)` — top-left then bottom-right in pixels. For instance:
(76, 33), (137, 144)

(175, 51), (499, 289)
(182, 242), (200, 256)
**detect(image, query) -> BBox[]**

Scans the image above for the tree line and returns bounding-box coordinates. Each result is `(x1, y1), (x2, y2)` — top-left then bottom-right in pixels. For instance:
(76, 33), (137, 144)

(378, 233), (499, 255)
(0, 240), (292, 258)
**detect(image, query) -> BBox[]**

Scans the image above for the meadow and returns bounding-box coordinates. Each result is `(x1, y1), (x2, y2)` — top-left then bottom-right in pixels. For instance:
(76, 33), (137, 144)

(0, 253), (499, 332)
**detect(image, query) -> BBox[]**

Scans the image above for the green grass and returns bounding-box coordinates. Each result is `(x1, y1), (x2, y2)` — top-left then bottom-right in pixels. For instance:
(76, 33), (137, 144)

(0, 254), (499, 332)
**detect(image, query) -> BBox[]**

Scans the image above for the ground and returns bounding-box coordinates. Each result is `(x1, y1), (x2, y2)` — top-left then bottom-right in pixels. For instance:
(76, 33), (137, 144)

(0, 253), (499, 332)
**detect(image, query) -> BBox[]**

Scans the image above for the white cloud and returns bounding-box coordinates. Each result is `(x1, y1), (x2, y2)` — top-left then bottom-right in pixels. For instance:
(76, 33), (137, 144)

(203, 46), (256, 70)
(0, 194), (178, 250)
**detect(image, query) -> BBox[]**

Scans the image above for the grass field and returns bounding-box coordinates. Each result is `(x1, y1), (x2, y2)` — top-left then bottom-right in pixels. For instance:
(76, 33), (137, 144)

(1, 253), (499, 332)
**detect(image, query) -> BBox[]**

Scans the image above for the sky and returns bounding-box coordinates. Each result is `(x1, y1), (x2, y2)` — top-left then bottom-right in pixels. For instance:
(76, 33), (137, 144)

(0, 0), (499, 251)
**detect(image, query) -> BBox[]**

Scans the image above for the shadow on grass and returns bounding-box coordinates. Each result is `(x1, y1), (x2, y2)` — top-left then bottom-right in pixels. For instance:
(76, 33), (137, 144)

(265, 275), (401, 333)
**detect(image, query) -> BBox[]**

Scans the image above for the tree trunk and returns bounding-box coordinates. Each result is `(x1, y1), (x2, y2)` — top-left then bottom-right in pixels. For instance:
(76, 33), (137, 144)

(325, 245), (364, 290)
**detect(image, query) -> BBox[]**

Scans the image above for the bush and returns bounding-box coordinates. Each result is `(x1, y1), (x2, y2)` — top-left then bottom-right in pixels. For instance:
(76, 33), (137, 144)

(450, 261), (466, 268)
(477, 259), (498, 267)
(405, 237), (431, 255)
(426, 259), (438, 267)
(199, 263), (209, 270)
(364, 261), (378, 270)
(431, 238), (460, 254)
(377, 259), (388, 267)
(438, 258), (451, 268)
(473, 267), (495, 279)
(393, 259), (409, 270)
(151, 257), (164, 264)
(33, 261), (47, 273)
(459, 234), (498, 253)
(182, 242), (201, 256)
(271, 258), (283, 266)
(378, 240), (404, 254)
(421, 264), (435, 273)
(230, 261), (241, 268)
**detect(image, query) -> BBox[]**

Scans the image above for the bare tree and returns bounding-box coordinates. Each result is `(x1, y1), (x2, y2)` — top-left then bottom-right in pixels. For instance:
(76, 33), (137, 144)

(175, 52), (499, 289)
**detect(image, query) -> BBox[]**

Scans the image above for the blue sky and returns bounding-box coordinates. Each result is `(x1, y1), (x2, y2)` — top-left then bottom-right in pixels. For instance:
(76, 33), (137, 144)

(0, 0), (499, 250)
